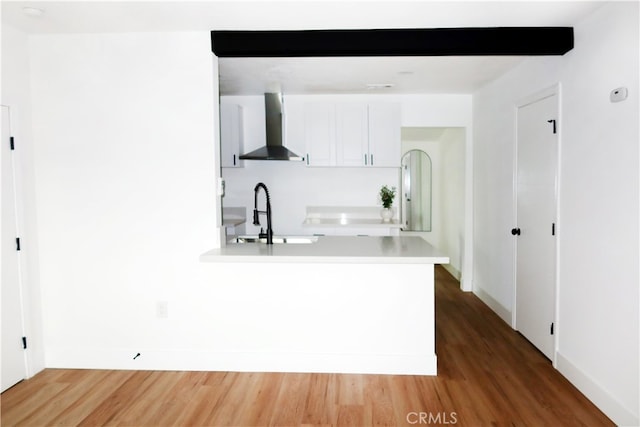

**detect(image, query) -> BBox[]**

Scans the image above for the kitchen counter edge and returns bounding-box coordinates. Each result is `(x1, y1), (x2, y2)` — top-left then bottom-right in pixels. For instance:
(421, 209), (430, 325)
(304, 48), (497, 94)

(200, 236), (450, 264)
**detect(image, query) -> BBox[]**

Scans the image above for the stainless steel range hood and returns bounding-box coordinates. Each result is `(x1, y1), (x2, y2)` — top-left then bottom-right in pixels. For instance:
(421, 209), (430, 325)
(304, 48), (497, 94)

(239, 93), (303, 161)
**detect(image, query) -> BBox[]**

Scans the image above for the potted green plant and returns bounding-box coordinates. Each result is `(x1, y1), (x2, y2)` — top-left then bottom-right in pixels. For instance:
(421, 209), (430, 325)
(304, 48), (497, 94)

(379, 185), (396, 222)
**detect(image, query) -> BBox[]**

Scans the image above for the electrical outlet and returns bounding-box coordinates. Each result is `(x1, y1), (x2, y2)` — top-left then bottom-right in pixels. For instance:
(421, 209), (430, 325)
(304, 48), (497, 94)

(156, 301), (169, 319)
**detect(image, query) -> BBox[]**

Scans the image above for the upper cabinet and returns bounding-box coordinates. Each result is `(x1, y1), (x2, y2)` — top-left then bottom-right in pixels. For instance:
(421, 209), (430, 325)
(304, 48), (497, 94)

(336, 103), (369, 167)
(303, 101), (401, 167)
(367, 103), (401, 168)
(220, 103), (244, 168)
(304, 103), (336, 167)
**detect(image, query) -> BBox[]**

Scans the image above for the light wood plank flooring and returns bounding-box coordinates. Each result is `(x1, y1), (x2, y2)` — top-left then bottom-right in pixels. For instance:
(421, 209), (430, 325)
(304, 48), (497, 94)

(1, 267), (614, 426)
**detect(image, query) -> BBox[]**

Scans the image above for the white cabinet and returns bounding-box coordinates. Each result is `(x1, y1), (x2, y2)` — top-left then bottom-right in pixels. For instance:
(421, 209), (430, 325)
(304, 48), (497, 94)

(336, 103), (369, 166)
(368, 103), (401, 167)
(304, 102), (400, 167)
(220, 103), (243, 168)
(304, 103), (336, 166)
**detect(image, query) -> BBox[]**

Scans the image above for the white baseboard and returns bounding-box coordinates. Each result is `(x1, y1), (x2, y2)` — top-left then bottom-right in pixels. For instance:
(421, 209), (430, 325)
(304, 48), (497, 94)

(556, 352), (638, 426)
(443, 264), (461, 282)
(441, 264), (473, 292)
(473, 287), (512, 325)
(45, 347), (437, 376)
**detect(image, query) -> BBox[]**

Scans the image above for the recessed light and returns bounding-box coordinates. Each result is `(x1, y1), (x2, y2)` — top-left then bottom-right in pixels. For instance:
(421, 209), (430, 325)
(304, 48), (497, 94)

(22, 7), (44, 17)
(398, 71), (414, 75)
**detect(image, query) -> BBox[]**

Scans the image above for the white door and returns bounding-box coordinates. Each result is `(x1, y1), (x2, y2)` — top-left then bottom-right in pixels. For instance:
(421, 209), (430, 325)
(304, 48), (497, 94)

(514, 93), (558, 360)
(1, 105), (27, 392)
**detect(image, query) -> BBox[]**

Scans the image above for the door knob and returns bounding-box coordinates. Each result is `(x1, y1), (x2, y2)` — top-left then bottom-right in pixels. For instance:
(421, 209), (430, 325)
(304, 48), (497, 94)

(511, 228), (521, 236)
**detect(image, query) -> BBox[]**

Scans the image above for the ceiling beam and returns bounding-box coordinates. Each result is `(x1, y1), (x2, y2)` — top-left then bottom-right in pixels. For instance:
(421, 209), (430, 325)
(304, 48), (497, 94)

(211, 27), (574, 57)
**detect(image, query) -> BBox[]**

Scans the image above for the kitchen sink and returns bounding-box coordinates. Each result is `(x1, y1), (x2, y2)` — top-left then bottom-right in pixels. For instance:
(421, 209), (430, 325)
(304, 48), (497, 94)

(229, 235), (319, 244)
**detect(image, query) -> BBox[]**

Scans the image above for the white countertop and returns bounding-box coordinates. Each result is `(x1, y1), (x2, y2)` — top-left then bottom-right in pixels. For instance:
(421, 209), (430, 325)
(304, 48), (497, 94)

(303, 206), (403, 229)
(302, 218), (403, 228)
(200, 236), (449, 264)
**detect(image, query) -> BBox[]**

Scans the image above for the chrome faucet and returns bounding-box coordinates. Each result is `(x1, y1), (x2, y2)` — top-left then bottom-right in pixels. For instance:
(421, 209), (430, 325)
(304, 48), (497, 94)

(253, 182), (273, 244)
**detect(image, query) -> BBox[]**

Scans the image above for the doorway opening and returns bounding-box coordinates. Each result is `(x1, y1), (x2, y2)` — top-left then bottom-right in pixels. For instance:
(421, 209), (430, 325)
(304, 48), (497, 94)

(400, 127), (466, 282)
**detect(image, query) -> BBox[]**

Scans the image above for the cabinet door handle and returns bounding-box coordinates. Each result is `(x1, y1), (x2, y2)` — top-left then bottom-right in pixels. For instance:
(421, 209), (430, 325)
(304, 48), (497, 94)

(306, 154), (310, 165)
(370, 154), (374, 165)
(233, 154), (236, 166)
(364, 154), (368, 165)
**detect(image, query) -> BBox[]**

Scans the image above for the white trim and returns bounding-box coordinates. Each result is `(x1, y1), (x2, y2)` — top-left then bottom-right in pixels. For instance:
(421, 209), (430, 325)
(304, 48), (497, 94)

(461, 124), (474, 292)
(442, 264), (461, 282)
(511, 101), (519, 329)
(212, 55), (224, 249)
(45, 347), (438, 376)
(474, 287), (512, 325)
(552, 82), (563, 370)
(556, 352), (638, 426)
(1, 105), (30, 388)
(516, 84), (559, 109)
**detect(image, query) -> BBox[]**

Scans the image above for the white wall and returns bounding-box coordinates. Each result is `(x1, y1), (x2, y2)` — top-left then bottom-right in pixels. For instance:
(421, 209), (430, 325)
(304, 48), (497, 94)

(21, 30), (474, 375)
(28, 32), (225, 369)
(1, 24), (45, 377)
(473, 58), (562, 315)
(439, 128), (465, 278)
(556, 3), (639, 424)
(472, 3), (639, 425)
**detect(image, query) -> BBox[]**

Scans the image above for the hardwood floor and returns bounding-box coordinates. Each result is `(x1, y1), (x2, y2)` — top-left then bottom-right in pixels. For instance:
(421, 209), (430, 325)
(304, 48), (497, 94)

(1, 266), (613, 426)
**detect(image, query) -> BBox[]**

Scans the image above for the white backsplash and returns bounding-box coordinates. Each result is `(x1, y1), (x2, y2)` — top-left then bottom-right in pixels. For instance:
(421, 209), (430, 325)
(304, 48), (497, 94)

(222, 161), (399, 236)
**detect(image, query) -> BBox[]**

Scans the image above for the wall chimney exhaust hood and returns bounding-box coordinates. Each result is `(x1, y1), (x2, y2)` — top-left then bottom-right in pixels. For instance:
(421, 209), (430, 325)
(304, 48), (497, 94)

(239, 93), (303, 161)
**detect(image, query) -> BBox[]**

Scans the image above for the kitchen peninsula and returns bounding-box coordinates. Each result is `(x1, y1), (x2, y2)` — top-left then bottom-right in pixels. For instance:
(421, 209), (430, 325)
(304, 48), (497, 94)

(200, 235), (449, 375)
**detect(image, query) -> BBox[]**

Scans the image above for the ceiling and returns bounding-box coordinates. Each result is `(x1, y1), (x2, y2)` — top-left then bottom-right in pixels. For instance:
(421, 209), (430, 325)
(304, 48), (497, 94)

(218, 55), (528, 95)
(2, 1), (606, 95)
